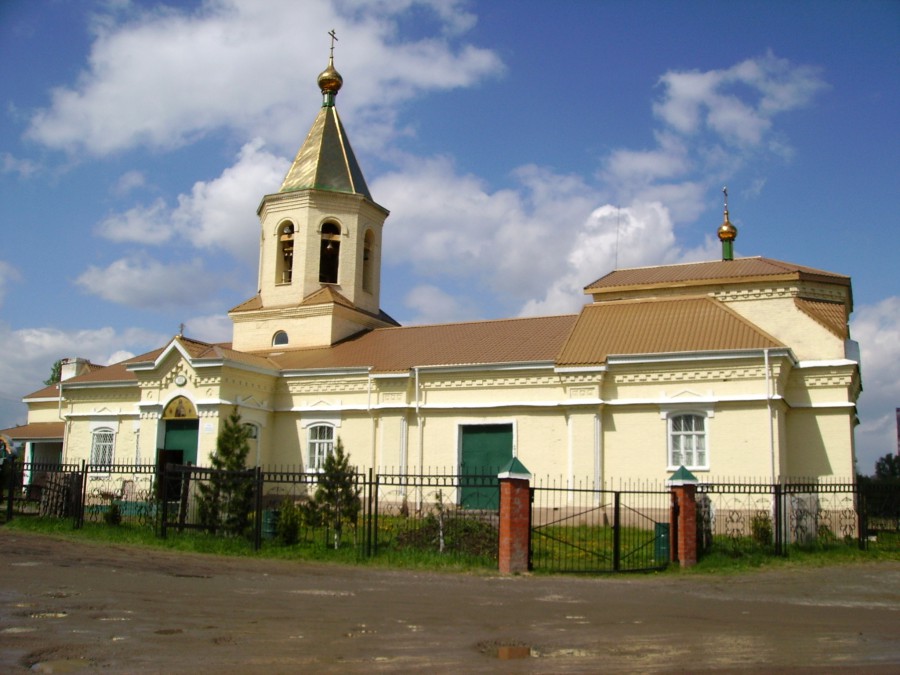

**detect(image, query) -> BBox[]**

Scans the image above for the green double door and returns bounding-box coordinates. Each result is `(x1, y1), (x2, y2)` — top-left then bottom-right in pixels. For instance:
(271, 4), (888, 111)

(159, 420), (198, 467)
(158, 420), (199, 502)
(459, 424), (513, 510)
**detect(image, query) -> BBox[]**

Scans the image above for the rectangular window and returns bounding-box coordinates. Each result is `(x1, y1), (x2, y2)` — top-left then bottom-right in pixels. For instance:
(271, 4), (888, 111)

(669, 414), (707, 470)
(91, 429), (115, 465)
(308, 425), (334, 471)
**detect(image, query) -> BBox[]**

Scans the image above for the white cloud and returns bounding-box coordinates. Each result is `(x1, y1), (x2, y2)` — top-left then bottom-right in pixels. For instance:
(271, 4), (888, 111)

(113, 170), (147, 195)
(592, 53), (827, 231)
(0, 322), (166, 429)
(76, 257), (226, 310)
(173, 140), (286, 263)
(375, 157), (598, 307)
(851, 296), (900, 473)
(25, 0), (502, 156)
(95, 140), (286, 263)
(376, 154), (724, 319)
(605, 132), (690, 184)
(653, 52), (826, 148)
(520, 201), (719, 317)
(96, 198), (174, 245)
(183, 314), (235, 344)
(401, 284), (477, 325)
(1, 152), (40, 178)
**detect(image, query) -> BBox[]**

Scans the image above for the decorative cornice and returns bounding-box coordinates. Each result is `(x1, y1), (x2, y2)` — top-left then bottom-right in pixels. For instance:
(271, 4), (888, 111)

(613, 365), (775, 384)
(713, 283), (847, 305)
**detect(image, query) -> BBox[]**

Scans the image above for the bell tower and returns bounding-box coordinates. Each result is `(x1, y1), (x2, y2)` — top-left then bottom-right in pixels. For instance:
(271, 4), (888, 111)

(230, 34), (398, 352)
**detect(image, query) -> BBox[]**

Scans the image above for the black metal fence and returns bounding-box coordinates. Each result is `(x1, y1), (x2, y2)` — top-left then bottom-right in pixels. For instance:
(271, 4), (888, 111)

(3, 459), (897, 569)
(530, 477), (671, 573)
(371, 472), (500, 564)
(1, 460), (501, 566)
(697, 479), (900, 556)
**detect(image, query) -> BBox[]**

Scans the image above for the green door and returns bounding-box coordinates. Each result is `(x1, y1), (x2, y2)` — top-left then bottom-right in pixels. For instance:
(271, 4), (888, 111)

(460, 424), (513, 510)
(163, 420), (199, 465)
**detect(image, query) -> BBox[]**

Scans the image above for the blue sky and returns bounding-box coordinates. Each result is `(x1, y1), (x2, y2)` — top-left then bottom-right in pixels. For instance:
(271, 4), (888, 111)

(1, 0), (897, 473)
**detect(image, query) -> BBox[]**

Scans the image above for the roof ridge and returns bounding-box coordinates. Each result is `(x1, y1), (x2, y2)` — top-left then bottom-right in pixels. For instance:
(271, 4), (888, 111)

(609, 256), (766, 274)
(375, 312), (581, 332)
(593, 294), (712, 306)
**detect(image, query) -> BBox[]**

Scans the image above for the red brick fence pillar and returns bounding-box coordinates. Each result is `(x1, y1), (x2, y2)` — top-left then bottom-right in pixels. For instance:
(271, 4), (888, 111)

(498, 458), (532, 575)
(667, 466), (699, 569)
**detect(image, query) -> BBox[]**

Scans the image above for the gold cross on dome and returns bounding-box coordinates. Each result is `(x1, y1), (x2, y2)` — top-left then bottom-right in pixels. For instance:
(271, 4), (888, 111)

(723, 186), (729, 211)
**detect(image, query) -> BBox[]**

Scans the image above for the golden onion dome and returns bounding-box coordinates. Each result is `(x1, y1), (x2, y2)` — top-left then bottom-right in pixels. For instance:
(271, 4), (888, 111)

(317, 57), (343, 95)
(718, 210), (737, 242)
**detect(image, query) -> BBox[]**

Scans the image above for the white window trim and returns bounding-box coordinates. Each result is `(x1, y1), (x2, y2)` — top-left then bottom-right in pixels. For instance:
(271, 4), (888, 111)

(660, 406), (713, 472)
(307, 423), (335, 472)
(90, 427), (116, 466)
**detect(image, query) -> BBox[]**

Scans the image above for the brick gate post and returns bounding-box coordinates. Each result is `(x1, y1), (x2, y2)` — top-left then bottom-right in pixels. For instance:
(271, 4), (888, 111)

(498, 458), (532, 575)
(667, 466), (699, 569)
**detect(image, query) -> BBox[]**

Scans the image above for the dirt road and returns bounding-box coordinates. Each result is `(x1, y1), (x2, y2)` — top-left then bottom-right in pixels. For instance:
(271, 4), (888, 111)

(1, 530), (898, 673)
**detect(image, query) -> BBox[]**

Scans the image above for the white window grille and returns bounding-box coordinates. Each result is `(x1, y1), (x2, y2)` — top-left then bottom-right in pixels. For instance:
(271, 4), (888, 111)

(668, 414), (707, 470)
(91, 428), (115, 465)
(308, 424), (334, 471)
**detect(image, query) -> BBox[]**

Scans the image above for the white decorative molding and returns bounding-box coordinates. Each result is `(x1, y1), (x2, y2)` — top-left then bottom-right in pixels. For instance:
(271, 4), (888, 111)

(658, 402), (716, 419)
(615, 366), (766, 384)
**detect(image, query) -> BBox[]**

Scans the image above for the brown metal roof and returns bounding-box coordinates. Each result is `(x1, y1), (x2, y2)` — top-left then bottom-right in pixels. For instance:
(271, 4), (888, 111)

(300, 285), (355, 308)
(22, 338), (279, 396)
(795, 298), (848, 339)
(267, 315), (579, 373)
(230, 294), (263, 313)
(557, 296), (783, 366)
(586, 257), (850, 294)
(0, 422), (64, 441)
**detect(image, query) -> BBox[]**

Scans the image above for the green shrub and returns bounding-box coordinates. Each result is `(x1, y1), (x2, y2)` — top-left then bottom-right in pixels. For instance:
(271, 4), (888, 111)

(276, 499), (300, 546)
(751, 512), (773, 546)
(104, 502), (122, 526)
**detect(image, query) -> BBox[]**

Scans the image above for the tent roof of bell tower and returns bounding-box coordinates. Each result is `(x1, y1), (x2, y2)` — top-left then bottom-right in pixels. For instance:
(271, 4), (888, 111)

(278, 41), (372, 199)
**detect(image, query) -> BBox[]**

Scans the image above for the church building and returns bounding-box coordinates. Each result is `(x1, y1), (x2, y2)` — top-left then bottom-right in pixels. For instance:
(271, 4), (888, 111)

(3, 50), (861, 487)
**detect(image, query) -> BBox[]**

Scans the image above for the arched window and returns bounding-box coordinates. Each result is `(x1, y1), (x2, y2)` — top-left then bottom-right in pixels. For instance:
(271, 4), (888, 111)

(90, 428), (115, 465)
(362, 229), (374, 293)
(308, 424), (334, 471)
(276, 222), (294, 284)
(319, 222), (341, 284)
(668, 413), (708, 470)
(272, 330), (289, 346)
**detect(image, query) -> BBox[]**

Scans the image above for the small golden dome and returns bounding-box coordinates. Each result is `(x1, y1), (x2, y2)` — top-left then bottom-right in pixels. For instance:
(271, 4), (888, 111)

(317, 57), (343, 95)
(718, 210), (737, 241)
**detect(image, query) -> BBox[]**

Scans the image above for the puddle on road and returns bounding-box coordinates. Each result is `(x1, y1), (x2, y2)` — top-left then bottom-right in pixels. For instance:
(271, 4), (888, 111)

(29, 658), (91, 673)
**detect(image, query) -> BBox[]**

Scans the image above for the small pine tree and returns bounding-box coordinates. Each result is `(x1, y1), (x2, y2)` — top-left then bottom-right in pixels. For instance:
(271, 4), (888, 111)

(314, 437), (360, 549)
(197, 408), (254, 536)
(276, 498), (301, 546)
